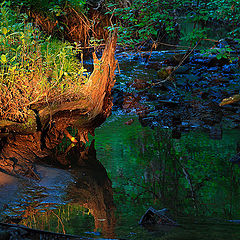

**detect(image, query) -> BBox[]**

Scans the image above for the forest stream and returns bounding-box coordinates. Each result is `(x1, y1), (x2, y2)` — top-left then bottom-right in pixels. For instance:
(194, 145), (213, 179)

(0, 50), (240, 240)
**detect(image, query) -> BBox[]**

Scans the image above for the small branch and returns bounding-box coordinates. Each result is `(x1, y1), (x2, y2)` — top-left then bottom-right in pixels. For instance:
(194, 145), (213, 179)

(155, 39), (201, 86)
(177, 157), (198, 210)
(50, 210), (66, 234)
(127, 178), (161, 199)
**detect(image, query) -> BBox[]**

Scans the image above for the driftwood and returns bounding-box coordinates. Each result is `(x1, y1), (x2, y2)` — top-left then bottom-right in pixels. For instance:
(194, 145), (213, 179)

(0, 32), (117, 179)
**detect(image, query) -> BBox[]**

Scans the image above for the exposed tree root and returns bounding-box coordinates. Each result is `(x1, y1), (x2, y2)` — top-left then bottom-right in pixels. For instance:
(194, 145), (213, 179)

(0, 31), (117, 179)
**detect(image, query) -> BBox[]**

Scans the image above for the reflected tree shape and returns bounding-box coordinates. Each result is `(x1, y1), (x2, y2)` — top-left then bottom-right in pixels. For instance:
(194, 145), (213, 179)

(113, 127), (240, 220)
(65, 140), (116, 238)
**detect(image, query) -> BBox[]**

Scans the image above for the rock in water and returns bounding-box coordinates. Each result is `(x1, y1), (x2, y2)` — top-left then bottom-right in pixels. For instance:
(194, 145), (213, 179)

(139, 207), (178, 226)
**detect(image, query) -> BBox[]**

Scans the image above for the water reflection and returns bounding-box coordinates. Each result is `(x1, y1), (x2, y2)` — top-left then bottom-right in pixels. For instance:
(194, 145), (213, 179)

(94, 113), (240, 239)
(65, 141), (116, 237)
(0, 136), (115, 238)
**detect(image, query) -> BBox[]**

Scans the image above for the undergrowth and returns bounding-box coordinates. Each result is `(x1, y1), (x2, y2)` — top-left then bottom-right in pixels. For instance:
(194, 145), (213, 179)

(0, 2), (88, 122)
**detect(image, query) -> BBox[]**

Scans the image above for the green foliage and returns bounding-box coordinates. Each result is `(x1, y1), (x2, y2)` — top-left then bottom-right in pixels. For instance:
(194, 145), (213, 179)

(106, 0), (240, 50)
(0, 2), (84, 85)
(200, 46), (232, 60)
(181, 28), (208, 44)
(5, 0), (87, 23)
(7, 0), (86, 11)
(176, 0), (240, 43)
(106, 0), (178, 48)
(0, 2), (87, 121)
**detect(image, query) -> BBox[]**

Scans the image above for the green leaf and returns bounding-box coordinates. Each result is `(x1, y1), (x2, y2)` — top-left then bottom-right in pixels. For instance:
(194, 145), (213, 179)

(2, 27), (8, 35)
(1, 54), (7, 63)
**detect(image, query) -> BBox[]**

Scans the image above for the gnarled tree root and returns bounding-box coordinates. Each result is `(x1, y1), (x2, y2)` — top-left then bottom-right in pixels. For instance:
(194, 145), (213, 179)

(0, 32), (117, 179)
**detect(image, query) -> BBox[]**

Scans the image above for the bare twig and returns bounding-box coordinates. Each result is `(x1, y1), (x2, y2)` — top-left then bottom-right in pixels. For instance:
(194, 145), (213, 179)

(154, 39), (202, 87)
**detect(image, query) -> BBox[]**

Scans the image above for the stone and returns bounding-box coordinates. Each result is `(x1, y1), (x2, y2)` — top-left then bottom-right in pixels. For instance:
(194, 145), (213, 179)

(139, 207), (178, 226)
(209, 125), (222, 140)
(157, 66), (175, 80)
(145, 62), (162, 70)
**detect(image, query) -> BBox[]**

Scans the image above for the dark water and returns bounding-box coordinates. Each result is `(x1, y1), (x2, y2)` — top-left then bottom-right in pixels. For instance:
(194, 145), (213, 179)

(95, 113), (240, 239)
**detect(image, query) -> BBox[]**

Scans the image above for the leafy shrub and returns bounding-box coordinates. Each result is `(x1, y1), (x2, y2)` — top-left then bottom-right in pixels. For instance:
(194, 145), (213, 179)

(0, 1), (87, 122)
(106, 0), (179, 49)
(106, 0), (240, 50)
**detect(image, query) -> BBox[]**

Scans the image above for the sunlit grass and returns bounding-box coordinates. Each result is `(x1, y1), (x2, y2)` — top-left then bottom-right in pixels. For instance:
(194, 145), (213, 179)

(0, 2), (88, 122)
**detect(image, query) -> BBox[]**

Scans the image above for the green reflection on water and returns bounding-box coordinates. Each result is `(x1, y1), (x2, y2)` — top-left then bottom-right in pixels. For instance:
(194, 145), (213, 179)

(21, 204), (94, 235)
(95, 112), (240, 239)
(1, 112), (239, 239)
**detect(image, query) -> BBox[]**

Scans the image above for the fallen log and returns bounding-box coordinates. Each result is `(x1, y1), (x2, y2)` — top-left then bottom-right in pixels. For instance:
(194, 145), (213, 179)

(0, 222), (90, 240)
(139, 207), (179, 226)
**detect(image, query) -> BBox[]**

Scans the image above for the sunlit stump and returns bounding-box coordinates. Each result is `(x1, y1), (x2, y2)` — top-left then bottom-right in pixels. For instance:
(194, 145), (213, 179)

(0, 32), (117, 179)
